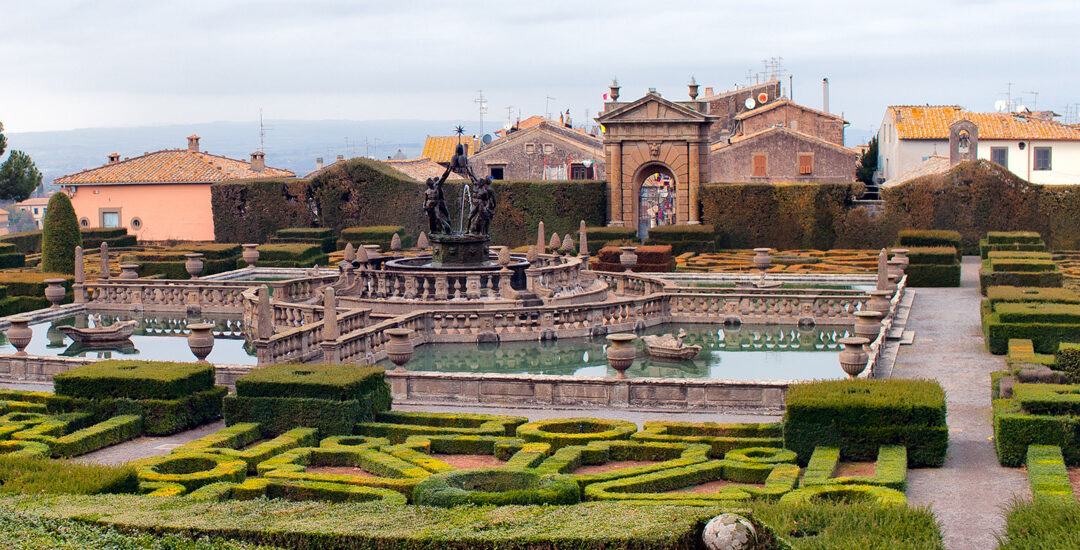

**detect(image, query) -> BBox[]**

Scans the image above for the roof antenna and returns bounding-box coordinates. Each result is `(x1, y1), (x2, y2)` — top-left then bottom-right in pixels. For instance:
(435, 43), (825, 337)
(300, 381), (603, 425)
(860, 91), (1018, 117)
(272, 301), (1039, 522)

(258, 108), (266, 152)
(545, 96), (556, 120)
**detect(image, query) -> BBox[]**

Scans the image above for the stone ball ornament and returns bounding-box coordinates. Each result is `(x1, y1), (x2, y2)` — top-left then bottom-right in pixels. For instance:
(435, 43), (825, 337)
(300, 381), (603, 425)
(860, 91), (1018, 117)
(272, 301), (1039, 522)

(702, 513), (758, 550)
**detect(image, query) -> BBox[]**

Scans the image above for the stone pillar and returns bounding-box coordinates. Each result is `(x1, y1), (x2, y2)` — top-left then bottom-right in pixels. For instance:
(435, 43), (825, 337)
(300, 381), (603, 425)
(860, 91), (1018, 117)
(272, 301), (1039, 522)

(687, 142), (701, 224)
(73, 245), (86, 303)
(320, 287), (340, 363)
(607, 142), (623, 226)
(536, 221), (545, 252)
(578, 220), (589, 258)
(256, 287), (274, 340)
(876, 249), (889, 291)
(98, 242), (109, 280)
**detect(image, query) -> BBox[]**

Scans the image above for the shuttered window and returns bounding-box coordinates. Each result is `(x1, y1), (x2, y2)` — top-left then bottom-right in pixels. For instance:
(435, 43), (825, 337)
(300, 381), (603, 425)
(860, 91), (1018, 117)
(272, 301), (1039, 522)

(798, 153), (814, 175)
(752, 154), (767, 177)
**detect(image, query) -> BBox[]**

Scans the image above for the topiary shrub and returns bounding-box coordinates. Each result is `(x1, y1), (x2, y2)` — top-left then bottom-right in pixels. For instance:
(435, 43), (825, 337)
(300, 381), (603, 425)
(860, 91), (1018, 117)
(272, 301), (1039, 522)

(778, 484), (907, 506)
(412, 468), (580, 507)
(516, 418), (637, 450)
(136, 452), (247, 493)
(40, 192), (82, 274)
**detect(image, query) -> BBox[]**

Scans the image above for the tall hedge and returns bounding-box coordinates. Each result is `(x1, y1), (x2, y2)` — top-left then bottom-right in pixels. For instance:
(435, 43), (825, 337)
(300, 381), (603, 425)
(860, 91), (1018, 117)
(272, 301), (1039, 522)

(211, 158), (605, 247)
(700, 182), (860, 249)
(41, 192), (82, 274)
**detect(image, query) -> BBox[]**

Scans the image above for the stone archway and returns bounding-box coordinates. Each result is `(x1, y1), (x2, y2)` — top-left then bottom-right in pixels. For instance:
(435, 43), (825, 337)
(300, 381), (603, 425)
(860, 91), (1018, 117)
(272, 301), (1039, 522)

(597, 91), (716, 229)
(634, 162), (676, 239)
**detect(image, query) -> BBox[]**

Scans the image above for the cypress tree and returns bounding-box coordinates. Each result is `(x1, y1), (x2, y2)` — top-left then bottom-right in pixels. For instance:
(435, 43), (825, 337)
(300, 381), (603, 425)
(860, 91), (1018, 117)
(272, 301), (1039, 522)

(41, 192), (82, 274)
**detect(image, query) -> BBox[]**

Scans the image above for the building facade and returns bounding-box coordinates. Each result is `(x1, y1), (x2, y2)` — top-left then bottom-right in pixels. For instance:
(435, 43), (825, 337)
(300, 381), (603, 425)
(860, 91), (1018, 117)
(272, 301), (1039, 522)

(709, 127), (857, 183)
(13, 196), (50, 230)
(55, 136), (294, 242)
(877, 105), (1080, 184)
(468, 119), (604, 181)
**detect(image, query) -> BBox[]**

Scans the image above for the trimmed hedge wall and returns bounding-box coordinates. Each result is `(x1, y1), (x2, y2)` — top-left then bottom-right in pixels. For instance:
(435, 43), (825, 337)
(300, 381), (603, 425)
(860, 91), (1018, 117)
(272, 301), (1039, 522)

(339, 226), (408, 251)
(0, 230), (42, 254)
(356, 411), (527, 443)
(515, 418), (637, 450)
(799, 445), (907, 491)
(630, 420), (783, 458)
(897, 230), (963, 251)
(1026, 445), (1075, 503)
(701, 182), (859, 249)
(784, 379), (948, 467)
(212, 158), (605, 247)
(81, 228), (137, 249)
(54, 361), (214, 401)
(643, 225), (721, 255)
(412, 468), (580, 507)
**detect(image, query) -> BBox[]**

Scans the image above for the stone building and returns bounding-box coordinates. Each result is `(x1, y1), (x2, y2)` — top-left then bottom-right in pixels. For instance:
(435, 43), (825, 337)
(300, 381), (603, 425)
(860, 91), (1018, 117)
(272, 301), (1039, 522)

(732, 100), (845, 145)
(468, 118), (604, 181)
(709, 126), (857, 183)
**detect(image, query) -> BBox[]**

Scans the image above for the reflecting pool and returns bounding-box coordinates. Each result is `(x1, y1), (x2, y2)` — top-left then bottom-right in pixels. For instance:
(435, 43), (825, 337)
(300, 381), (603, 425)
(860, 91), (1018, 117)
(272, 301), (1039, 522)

(378, 323), (851, 381)
(0, 312), (255, 365)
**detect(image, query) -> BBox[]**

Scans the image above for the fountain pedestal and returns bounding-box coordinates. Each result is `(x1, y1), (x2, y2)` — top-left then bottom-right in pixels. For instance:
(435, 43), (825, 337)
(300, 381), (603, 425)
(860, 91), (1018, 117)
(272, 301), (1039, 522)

(429, 233), (490, 267)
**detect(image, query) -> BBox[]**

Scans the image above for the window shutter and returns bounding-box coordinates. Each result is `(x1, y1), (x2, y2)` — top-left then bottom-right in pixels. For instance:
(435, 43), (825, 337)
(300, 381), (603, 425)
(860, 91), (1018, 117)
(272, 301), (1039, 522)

(752, 154), (767, 177)
(799, 153), (813, 175)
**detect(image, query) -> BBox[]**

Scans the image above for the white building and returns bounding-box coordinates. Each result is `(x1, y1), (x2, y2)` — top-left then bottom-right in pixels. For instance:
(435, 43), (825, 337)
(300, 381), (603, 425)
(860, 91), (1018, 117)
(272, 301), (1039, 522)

(877, 105), (1080, 185)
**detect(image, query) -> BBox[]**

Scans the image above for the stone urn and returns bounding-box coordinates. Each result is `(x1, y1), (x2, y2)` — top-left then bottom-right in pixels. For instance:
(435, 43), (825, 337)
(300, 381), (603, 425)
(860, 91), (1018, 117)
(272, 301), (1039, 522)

(385, 328), (414, 372)
(43, 278), (66, 308)
(619, 247), (638, 270)
(606, 333), (637, 378)
(186, 322), (215, 363)
(752, 248), (772, 271)
(702, 513), (757, 550)
(119, 264), (139, 280)
(867, 289), (893, 316)
(887, 259), (905, 288)
(242, 244), (260, 267)
(839, 336), (870, 378)
(184, 253), (204, 279)
(854, 310), (884, 343)
(6, 317), (32, 356)
(891, 248), (910, 269)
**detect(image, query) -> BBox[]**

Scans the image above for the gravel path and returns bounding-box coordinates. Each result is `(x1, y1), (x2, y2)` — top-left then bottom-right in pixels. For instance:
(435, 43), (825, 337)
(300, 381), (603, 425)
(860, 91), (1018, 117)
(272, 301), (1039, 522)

(893, 257), (1029, 549)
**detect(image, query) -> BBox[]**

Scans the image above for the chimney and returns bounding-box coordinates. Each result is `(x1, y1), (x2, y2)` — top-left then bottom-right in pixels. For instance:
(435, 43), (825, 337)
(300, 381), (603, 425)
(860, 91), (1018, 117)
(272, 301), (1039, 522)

(822, 78), (829, 114)
(107, 152), (121, 164)
(336, 154), (344, 162)
(187, 134), (200, 153)
(704, 86), (713, 97)
(250, 151), (265, 172)
(316, 157), (324, 170)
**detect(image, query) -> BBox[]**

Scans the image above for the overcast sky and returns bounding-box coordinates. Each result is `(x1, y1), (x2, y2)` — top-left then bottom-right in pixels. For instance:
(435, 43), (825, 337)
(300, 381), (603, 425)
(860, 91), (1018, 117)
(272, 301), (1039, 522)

(2, 0), (1078, 137)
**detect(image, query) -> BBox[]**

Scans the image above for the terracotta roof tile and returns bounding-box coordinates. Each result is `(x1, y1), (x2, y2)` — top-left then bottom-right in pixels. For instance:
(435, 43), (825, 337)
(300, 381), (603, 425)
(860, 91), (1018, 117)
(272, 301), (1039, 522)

(55, 149), (293, 185)
(381, 157), (465, 182)
(422, 136), (480, 164)
(889, 106), (1080, 140)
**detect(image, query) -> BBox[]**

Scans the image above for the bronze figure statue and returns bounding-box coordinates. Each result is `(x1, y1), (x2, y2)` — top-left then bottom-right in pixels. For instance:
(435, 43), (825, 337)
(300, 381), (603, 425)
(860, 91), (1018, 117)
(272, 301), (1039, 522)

(467, 176), (496, 236)
(424, 174), (452, 235)
(423, 128), (497, 238)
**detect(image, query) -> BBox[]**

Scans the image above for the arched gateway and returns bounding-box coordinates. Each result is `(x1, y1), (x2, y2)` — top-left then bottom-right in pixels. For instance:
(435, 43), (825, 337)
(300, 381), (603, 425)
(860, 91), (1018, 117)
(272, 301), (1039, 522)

(597, 88), (716, 232)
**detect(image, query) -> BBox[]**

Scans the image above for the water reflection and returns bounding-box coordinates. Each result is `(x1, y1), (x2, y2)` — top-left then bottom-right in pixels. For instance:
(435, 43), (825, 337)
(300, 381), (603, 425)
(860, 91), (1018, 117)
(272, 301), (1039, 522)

(0, 312), (254, 364)
(381, 324), (850, 381)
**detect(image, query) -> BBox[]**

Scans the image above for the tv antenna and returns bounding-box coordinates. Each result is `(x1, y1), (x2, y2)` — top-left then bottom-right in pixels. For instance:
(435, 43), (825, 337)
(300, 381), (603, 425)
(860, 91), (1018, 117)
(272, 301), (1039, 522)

(545, 95), (556, 119)
(258, 108), (269, 152)
(1001, 82), (1015, 111)
(474, 90), (488, 136)
(1024, 91), (1039, 110)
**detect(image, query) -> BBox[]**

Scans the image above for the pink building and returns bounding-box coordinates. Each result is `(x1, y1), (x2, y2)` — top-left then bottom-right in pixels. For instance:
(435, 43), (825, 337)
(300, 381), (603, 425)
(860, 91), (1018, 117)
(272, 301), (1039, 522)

(55, 136), (294, 242)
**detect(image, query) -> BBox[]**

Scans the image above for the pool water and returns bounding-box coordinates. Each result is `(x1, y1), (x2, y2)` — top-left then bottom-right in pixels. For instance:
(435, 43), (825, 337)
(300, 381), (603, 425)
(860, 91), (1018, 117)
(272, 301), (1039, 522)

(0, 313), (256, 365)
(378, 324), (851, 381)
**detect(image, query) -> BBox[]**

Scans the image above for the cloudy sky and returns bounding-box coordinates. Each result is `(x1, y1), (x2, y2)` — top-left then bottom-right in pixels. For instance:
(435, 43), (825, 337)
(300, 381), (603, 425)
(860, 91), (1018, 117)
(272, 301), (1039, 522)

(2, 0), (1078, 137)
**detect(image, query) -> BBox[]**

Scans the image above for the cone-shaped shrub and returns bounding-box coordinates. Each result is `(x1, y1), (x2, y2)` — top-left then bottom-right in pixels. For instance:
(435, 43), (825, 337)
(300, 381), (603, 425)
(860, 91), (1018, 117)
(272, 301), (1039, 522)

(41, 193), (82, 274)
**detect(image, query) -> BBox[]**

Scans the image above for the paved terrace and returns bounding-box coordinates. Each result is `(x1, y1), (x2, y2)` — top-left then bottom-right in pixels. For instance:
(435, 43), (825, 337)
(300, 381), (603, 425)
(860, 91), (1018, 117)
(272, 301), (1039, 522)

(896, 257), (1028, 550)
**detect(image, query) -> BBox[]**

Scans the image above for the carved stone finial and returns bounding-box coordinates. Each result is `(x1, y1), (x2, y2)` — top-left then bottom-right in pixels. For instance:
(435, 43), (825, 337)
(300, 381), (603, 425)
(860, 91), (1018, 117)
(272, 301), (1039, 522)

(549, 232), (561, 251)
(391, 233), (402, 251)
(417, 232), (430, 249)
(344, 243), (355, 262)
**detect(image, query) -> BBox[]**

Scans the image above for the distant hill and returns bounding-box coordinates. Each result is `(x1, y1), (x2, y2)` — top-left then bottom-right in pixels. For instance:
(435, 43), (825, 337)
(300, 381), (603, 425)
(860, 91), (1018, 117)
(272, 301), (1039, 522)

(5, 119), (485, 186)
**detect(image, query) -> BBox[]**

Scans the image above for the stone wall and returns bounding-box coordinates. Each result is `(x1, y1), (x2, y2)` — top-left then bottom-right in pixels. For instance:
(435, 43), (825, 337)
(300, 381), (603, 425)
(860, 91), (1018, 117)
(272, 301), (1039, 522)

(709, 127), (856, 184)
(738, 102), (844, 145)
(469, 123), (605, 181)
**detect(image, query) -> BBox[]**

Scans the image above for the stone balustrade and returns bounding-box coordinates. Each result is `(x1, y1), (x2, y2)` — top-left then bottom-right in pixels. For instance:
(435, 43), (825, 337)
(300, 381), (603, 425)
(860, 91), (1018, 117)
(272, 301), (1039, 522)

(667, 292), (866, 325)
(266, 275), (339, 303)
(85, 279), (255, 314)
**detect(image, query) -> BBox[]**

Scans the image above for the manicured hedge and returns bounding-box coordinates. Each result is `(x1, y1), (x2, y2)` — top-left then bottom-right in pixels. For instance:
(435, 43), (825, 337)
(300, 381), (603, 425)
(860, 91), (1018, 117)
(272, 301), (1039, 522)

(271, 227), (337, 253)
(630, 420), (783, 458)
(339, 226), (407, 252)
(41, 192), (82, 274)
(256, 445), (430, 495)
(897, 229), (962, 251)
(988, 231), (1045, 245)
(985, 314), (1080, 354)
(701, 182), (859, 249)
(904, 245), (961, 287)
(1026, 445), (1074, 503)
(0, 454), (137, 495)
(235, 363), (388, 402)
(980, 239), (1047, 259)
(212, 159), (606, 247)
(784, 379), (948, 467)
(585, 226), (637, 249)
(0, 271), (73, 298)
(799, 445), (907, 491)
(356, 411), (527, 443)
(223, 396), (363, 437)
(643, 225), (720, 255)
(534, 440), (711, 491)
(254, 243), (327, 267)
(1000, 498), (1080, 550)
(43, 415), (143, 458)
(906, 247), (958, 265)
(53, 360), (214, 401)
(993, 397), (1080, 466)
(778, 484), (907, 506)
(80, 228), (136, 249)
(178, 425), (317, 473)
(1057, 343), (1080, 382)
(905, 263), (961, 287)
(0, 230), (42, 254)
(47, 386), (227, 436)
(1014, 383), (1080, 416)
(136, 452), (247, 493)
(584, 458), (800, 503)
(232, 477), (409, 504)
(988, 286), (1080, 306)
(412, 468), (580, 507)
(516, 417), (637, 450)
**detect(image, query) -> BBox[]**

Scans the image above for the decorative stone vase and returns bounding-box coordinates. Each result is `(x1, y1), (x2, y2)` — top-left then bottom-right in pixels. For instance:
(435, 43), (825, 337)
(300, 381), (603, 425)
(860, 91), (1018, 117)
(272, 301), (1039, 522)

(43, 279), (66, 308)
(854, 310), (884, 343)
(619, 247), (638, 270)
(184, 253), (204, 279)
(867, 289), (893, 316)
(6, 317), (32, 356)
(891, 248), (910, 269)
(606, 333), (637, 378)
(839, 336), (870, 378)
(886, 259), (904, 289)
(242, 244), (260, 267)
(186, 323), (215, 363)
(752, 248), (772, 271)
(385, 328), (414, 372)
(119, 264), (139, 280)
